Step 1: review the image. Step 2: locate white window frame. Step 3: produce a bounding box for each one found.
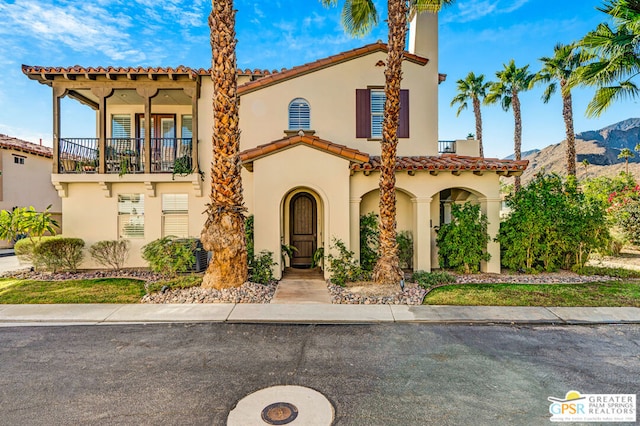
[118,194,144,239]
[370,89,385,139]
[162,194,189,238]
[288,98,311,130]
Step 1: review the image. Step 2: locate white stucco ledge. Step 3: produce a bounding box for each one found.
[51,173,203,198]
[546,307,640,324]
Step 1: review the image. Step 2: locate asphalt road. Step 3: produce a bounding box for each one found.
[0,323,638,425]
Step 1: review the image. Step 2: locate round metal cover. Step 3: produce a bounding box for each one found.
[261,402,299,425]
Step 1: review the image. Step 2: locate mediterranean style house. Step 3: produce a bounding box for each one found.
[22,13,527,277]
[0,135,62,248]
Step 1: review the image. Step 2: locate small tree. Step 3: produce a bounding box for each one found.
[0,205,58,243]
[436,202,490,273]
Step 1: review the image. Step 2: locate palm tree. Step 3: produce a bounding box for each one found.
[582,158,591,178]
[324,0,454,284]
[572,0,640,117]
[485,59,535,192]
[200,0,248,289]
[618,147,635,174]
[450,72,491,157]
[533,43,583,176]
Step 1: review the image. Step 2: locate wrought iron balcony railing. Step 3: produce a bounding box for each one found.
[438,140,456,154]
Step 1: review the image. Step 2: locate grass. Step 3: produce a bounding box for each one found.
[0,278,148,304]
[423,281,640,307]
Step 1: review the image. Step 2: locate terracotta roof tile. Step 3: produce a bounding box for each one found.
[239,134,370,166]
[351,154,529,176]
[0,134,52,158]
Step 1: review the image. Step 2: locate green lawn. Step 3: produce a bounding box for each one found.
[423,281,640,307]
[0,278,147,304]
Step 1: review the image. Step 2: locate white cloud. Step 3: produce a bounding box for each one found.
[442,0,531,24]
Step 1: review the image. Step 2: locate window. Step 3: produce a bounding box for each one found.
[181,115,193,139]
[118,194,144,238]
[13,155,25,165]
[288,98,311,130]
[162,194,188,238]
[356,88,409,139]
[112,115,131,138]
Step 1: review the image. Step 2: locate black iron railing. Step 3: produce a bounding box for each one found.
[59,138,192,174]
[438,140,456,154]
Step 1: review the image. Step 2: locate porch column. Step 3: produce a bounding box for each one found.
[349,197,361,262]
[91,87,114,174]
[136,87,158,173]
[184,84,199,171]
[480,197,502,274]
[412,197,432,271]
[52,86,66,174]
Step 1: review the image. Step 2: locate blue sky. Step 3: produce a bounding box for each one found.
[0,0,634,159]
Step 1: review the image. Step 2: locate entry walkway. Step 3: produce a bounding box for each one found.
[271,267,331,304]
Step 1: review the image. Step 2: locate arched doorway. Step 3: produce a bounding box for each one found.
[289,192,317,267]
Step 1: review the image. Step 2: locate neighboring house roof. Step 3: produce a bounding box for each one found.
[240,134,370,171]
[237,41,429,95]
[351,154,529,176]
[0,134,52,158]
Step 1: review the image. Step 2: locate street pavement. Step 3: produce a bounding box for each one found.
[0,323,638,425]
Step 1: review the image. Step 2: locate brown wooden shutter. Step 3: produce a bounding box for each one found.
[356,89,371,138]
[398,89,409,138]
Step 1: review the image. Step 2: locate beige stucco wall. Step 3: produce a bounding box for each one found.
[249,145,351,279]
[234,51,438,157]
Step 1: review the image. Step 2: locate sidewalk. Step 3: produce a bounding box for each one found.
[0,303,638,326]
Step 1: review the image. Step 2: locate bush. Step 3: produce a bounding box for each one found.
[249,251,276,284]
[359,212,379,271]
[411,270,456,288]
[89,240,131,270]
[327,238,369,286]
[33,237,85,273]
[14,236,57,268]
[436,202,490,273]
[142,236,197,276]
[499,174,609,272]
[397,231,413,269]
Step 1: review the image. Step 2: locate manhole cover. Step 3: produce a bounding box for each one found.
[261,402,298,425]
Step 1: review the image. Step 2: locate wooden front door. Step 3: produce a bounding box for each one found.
[290,193,317,267]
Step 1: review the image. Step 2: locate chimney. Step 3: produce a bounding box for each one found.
[39,138,42,146]
[408,11,438,68]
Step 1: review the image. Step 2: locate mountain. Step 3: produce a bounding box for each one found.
[508,118,640,185]
[504,149,540,160]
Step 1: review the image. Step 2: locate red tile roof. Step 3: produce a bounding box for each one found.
[239,134,370,169]
[351,154,529,176]
[0,134,52,158]
[237,42,429,95]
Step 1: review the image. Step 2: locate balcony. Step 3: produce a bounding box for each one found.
[59,137,192,174]
[438,140,456,154]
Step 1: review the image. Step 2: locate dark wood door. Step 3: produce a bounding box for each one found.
[290,193,317,267]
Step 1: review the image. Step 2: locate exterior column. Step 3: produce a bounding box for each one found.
[412,197,432,271]
[136,87,158,173]
[52,86,67,174]
[480,197,502,274]
[91,87,114,174]
[349,197,361,262]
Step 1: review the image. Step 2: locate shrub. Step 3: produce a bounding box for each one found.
[617,200,640,246]
[359,212,379,271]
[499,174,609,272]
[89,240,131,270]
[33,237,85,273]
[327,238,369,286]
[245,215,254,261]
[411,270,456,288]
[14,236,57,268]
[142,236,197,276]
[249,250,276,284]
[397,230,413,269]
[436,202,490,273]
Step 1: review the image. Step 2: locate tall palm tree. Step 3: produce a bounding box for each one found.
[485,59,535,192]
[450,72,491,157]
[200,0,248,289]
[533,43,583,176]
[618,147,635,174]
[573,0,640,117]
[324,0,454,284]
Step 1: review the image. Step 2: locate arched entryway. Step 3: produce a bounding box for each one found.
[289,192,317,267]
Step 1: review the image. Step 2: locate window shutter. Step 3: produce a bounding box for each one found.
[355,89,371,138]
[398,89,409,138]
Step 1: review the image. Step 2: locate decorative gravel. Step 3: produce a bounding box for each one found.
[329,282,426,305]
[2,268,164,282]
[141,282,277,304]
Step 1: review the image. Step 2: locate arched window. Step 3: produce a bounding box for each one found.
[288,98,310,130]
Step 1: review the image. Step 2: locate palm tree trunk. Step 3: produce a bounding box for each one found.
[561,80,576,176]
[372,0,406,285]
[512,89,522,192]
[472,97,483,157]
[201,0,248,289]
